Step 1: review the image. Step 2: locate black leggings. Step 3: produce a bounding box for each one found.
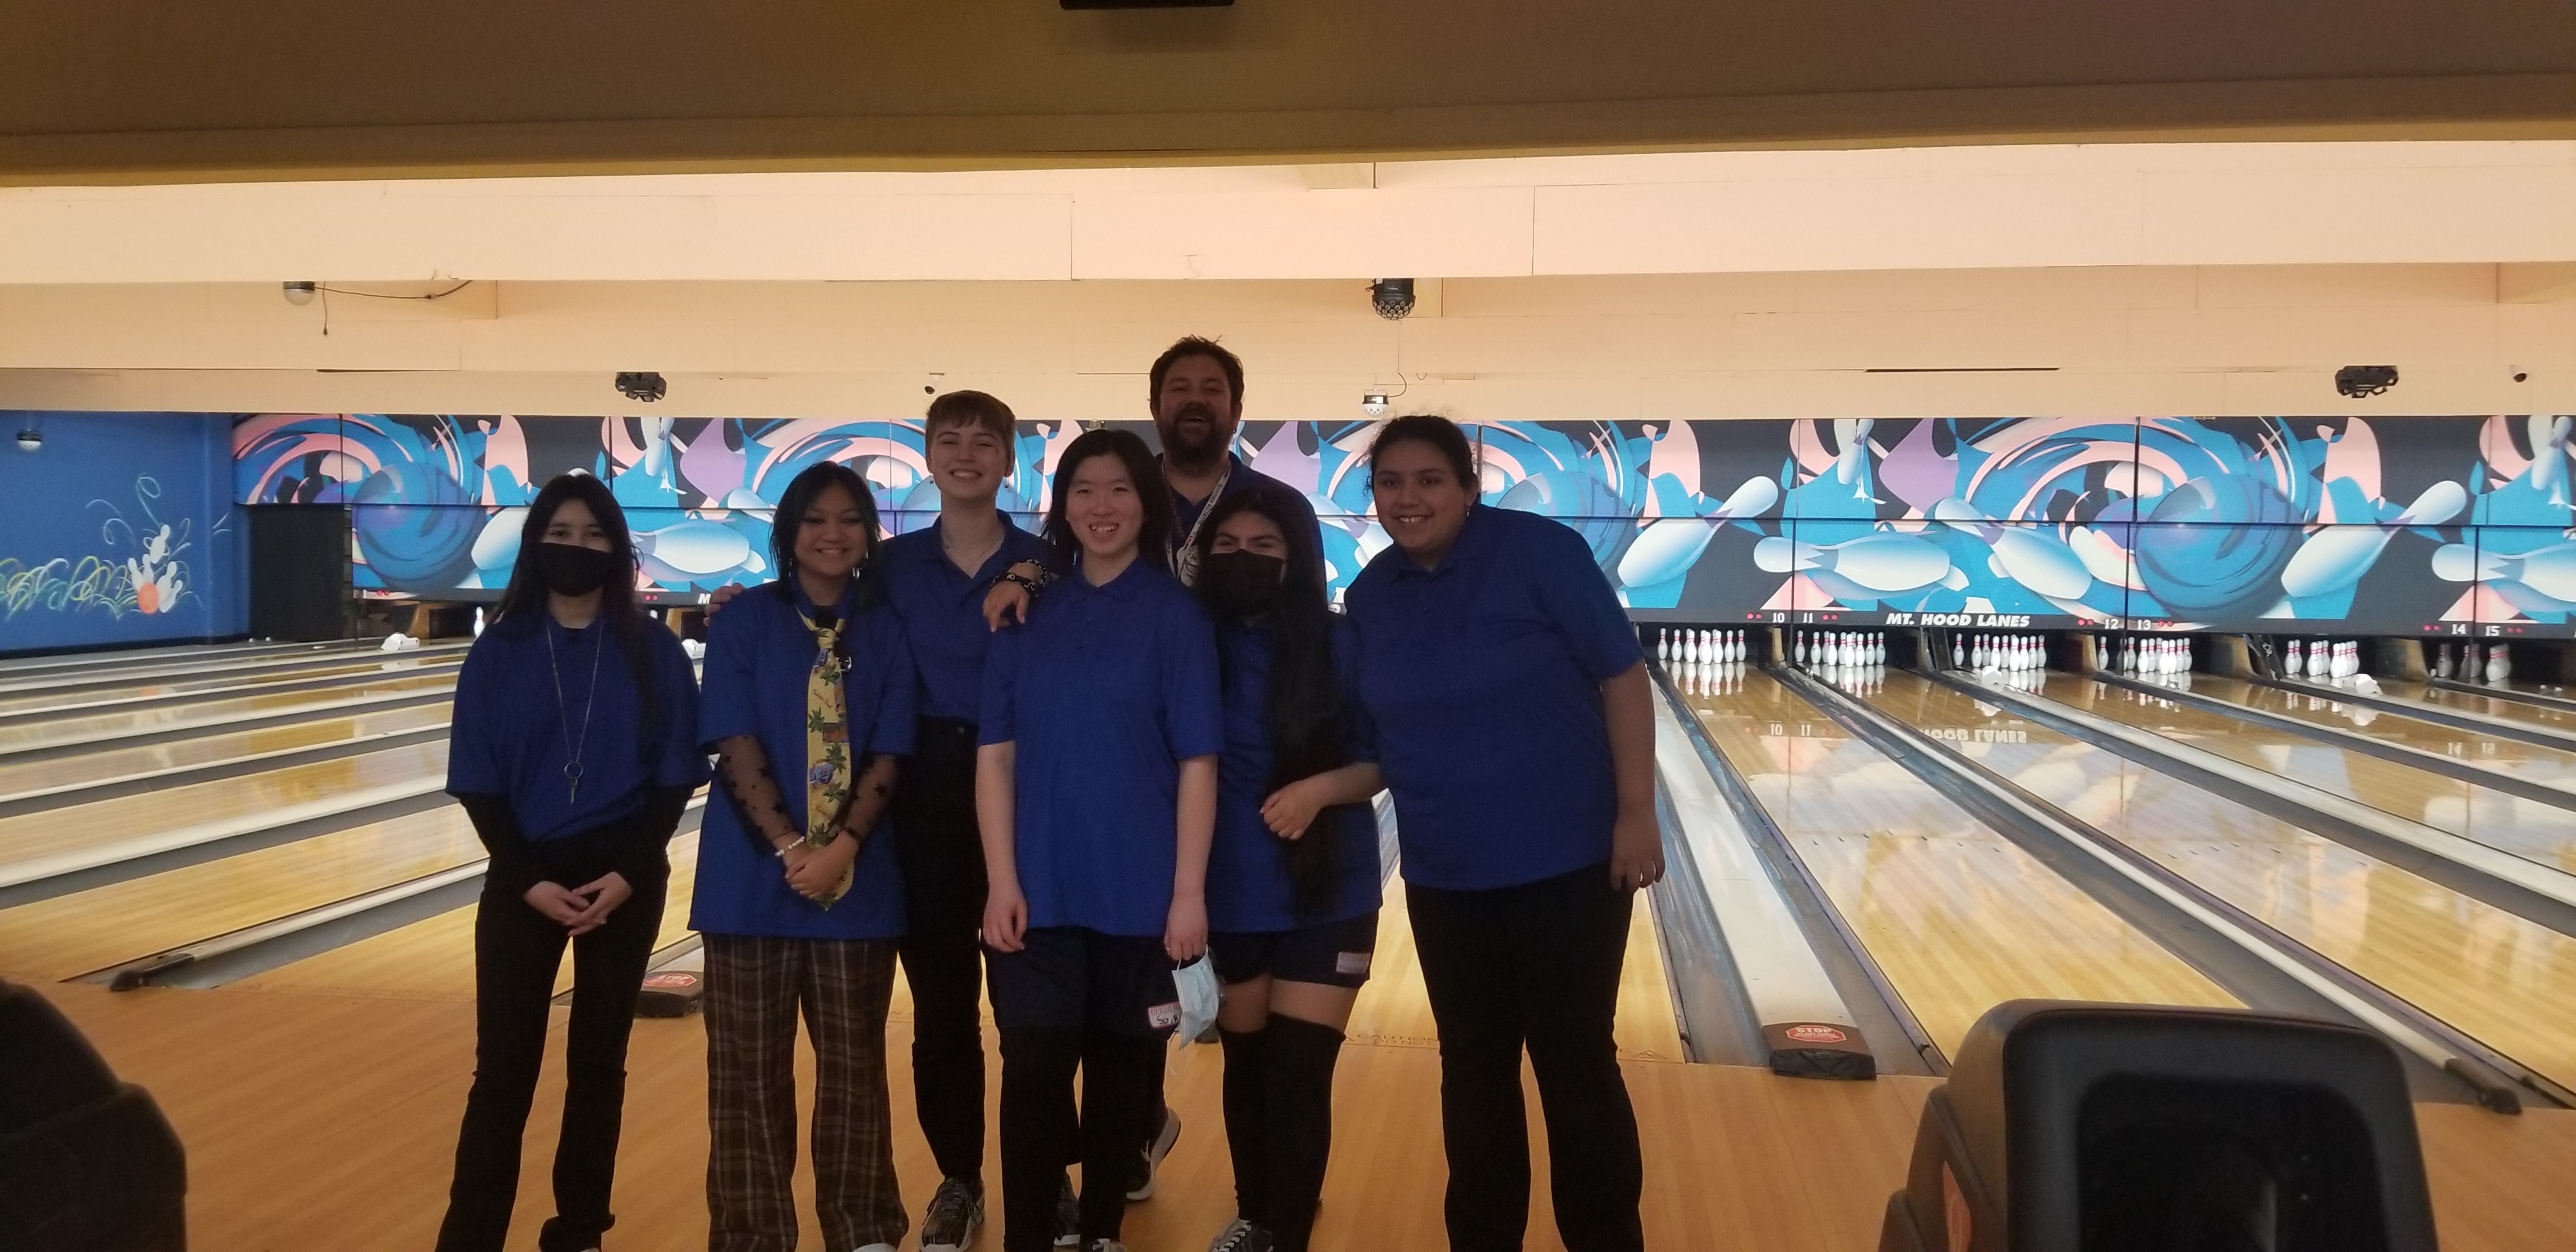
[437,871,666,1252]
[1406,861,1643,1252]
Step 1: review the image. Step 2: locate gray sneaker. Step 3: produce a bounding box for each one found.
[1126,1106,1183,1201]
[1208,1217,1275,1252]
[920,1176,982,1252]
[1055,1176,1080,1248]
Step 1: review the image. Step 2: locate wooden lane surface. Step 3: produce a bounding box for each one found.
[2197,676,2576,793]
[38,980,2576,1251]
[0,638,358,676]
[236,833,703,1000]
[0,807,483,981]
[0,668,455,752]
[0,643,468,701]
[2048,674,2576,875]
[2395,680,2576,737]
[0,740,448,871]
[0,701,453,802]
[1346,875,1685,1062]
[0,655,463,721]
[1874,671,2576,1092]
[1679,669,2234,1055]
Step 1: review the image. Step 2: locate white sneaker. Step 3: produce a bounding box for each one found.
[1086,1242,1128,1252]
[854,1245,898,1252]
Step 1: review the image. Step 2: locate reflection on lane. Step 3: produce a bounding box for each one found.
[2048,675,2576,878]
[1675,668,2232,1055]
[2200,676,2576,793]
[2393,680,2576,737]
[1870,669,2576,1091]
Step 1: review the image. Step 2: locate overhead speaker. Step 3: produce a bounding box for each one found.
[1062,0,1231,7]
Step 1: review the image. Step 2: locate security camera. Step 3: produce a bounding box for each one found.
[2510,365,2529,383]
[282,281,318,306]
[1370,279,1416,321]
[613,371,667,403]
[926,372,945,396]
[1361,393,1390,418]
[13,428,38,452]
[2333,365,2398,399]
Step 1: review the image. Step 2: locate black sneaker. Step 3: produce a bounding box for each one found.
[1207,1217,1275,1252]
[1055,1176,1080,1248]
[921,1176,983,1252]
[1125,1106,1182,1201]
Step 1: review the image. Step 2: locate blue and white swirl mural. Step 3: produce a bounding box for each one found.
[234,411,2576,636]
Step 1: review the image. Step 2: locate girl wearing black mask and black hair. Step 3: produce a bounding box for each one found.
[439,472,707,1252]
[1191,482,1384,1252]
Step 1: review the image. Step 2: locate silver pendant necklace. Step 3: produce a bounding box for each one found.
[544,616,605,804]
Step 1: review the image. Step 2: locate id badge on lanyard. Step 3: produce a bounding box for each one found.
[1171,464,1231,588]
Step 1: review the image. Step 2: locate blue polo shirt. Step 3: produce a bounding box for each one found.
[1346,505,1641,890]
[1172,454,1322,554]
[1208,614,1383,933]
[448,612,706,840]
[979,559,1224,936]
[877,514,1054,724]
[692,581,917,940]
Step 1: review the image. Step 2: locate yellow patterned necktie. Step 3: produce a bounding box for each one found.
[800,608,855,908]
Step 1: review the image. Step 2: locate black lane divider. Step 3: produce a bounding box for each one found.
[2097,670,2576,818]
[1654,664,1946,1077]
[0,724,453,821]
[2251,673,2576,756]
[1788,665,2550,1115]
[2050,675,2576,940]
[2428,676,2576,715]
[88,804,707,991]
[0,657,465,726]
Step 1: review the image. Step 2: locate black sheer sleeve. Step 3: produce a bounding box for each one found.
[455,791,546,897]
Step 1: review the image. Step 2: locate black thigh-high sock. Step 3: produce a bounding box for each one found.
[1262,1016,1348,1252]
[1218,1025,1273,1226]
[998,1027,1083,1252]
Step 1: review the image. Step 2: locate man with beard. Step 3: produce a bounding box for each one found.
[985,335,1328,1214]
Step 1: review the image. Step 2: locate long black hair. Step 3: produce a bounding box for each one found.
[1365,413,1478,485]
[1043,428,1175,574]
[490,471,661,764]
[766,461,884,611]
[1193,482,1352,917]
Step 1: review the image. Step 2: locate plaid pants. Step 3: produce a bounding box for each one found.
[703,934,905,1252]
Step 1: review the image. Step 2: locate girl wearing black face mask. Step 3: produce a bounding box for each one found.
[438,472,707,1252]
[1190,483,1384,1252]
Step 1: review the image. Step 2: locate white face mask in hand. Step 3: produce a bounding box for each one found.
[1173,956,1221,1042]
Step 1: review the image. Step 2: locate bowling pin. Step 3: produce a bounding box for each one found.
[1951,634,1967,669]
[2283,639,2303,676]
[2306,640,2330,680]
[473,607,485,639]
[2433,642,2454,680]
[2487,644,2512,683]
[1728,629,1743,664]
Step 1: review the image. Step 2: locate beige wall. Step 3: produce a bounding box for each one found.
[3,0,2570,182]
[4,264,2571,421]
[8,146,2572,284]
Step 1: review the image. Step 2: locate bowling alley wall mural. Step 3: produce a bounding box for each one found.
[1,411,245,652]
[233,412,2576,637]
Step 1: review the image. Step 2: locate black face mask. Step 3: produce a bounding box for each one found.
[1201,549,1287,617]
[532,542,622,597]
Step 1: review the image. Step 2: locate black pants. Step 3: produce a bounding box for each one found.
[988,928,1176,1252]
[437,869,667,1252]
[1407,862,1644,1252]
[891,717,990,1186]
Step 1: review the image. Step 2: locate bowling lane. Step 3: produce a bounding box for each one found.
[0,740,447,873]
[0,702,453,802]
[0,654,461,720]
[0,638,360,678]
[238,832,703,1000]
[2043,674,2576,876]
[1873,670,2576,1090]
[1675,666,2235,1055]
[0,642,466,700]
[0,807,482,981]
[2189,676,2576,794]
[2388,680,2576,738]
[0,668,454,754]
